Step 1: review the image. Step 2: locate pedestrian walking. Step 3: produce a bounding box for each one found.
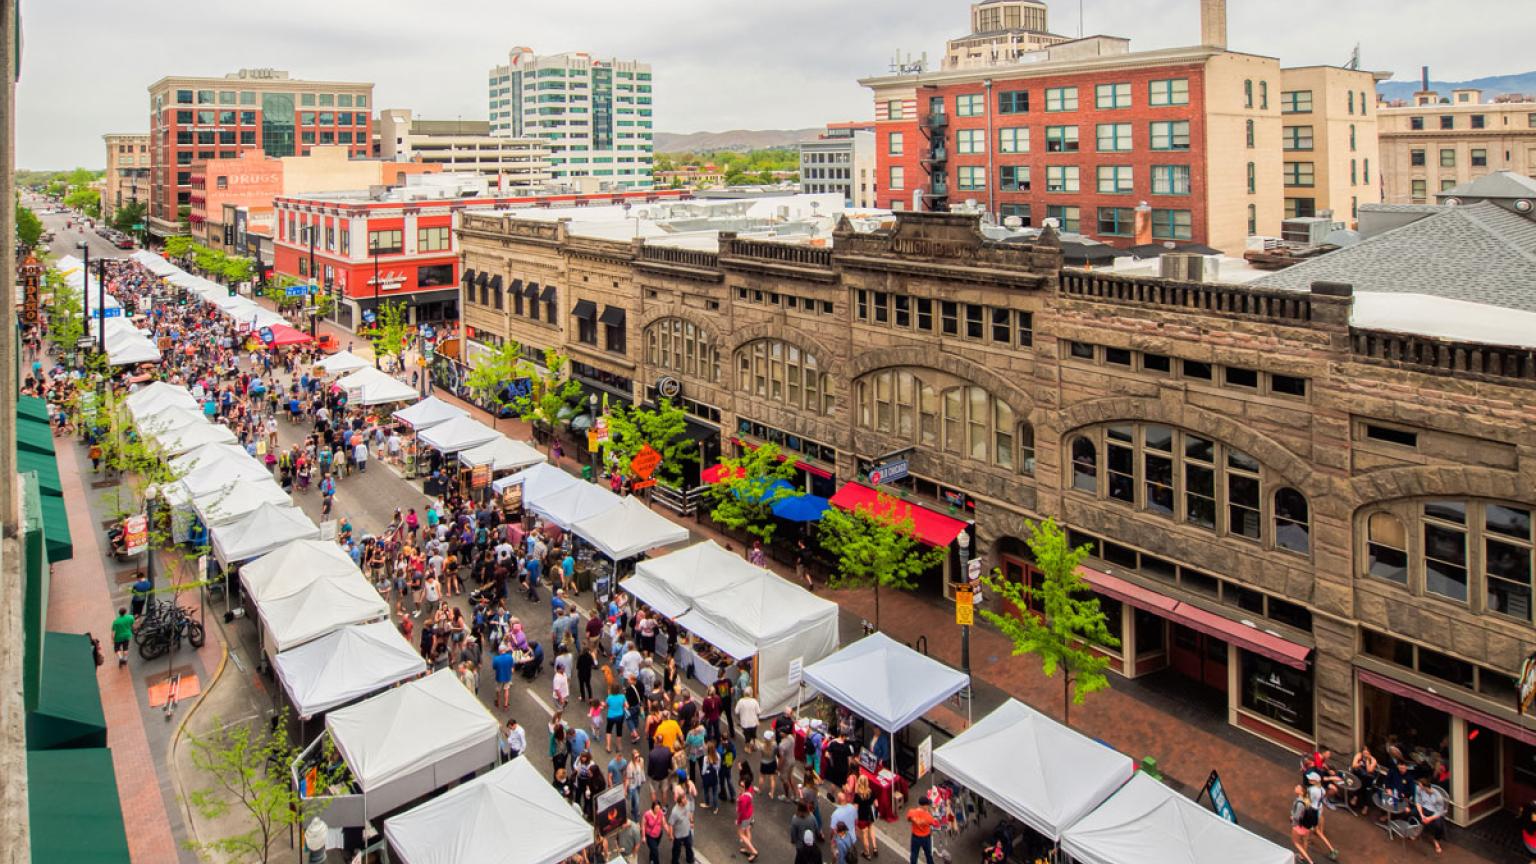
[110,607,134,667]
[735,777,758,862]
[642,800,666,863]
[906,795,936,864]
[666,789,695,864]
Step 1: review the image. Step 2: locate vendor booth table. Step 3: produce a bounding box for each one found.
[273,620,427,719]
[294,669,501,830]
[383,757,594,864]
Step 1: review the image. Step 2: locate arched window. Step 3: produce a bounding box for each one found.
[736,339,830,414]
[1245,119,1255,148]
[1247,204,1258,235]
[1259,80,1269,109]
[1275,488,1310,554]
[646,318,718,383]
[1366,512,1408,584]
[1071,437,1097,493]
[1018,422,1035,476]
[1349,123,1356,151]
[1244,79,1253,108]
[856,374,1020,470]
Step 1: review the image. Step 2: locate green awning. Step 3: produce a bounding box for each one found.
[27,748,131,864]
[26,632,107,751]
[15,396,73,562]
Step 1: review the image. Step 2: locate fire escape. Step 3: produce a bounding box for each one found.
[920,109,949,212]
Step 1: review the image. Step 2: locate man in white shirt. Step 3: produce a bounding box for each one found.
[503,718,525,761]
[735,687,761,752]
[620,642,643,680]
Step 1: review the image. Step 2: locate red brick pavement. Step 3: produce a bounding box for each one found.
[49,438,217,864]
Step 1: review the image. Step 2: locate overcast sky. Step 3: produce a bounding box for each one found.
[15,0,1525,168]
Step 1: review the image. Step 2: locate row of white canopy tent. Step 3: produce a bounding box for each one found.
[491,461,688,560]
[315,350,371,375]
[621,540,840,715]
[337,366,418,405]
[931,698,1291,864]
[61,257,163,366]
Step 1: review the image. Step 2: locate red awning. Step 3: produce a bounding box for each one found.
[1358,667,1536,748]
[701,463,745,484]
[828,482,968,547]
[1170,601,1313,670]
[795,460,833,480]
[1080,567,1179,613]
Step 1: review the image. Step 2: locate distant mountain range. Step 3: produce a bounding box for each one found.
[1377,71,1536,102]
[654,128,821,153]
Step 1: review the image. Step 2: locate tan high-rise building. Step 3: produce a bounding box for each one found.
[101,133,150,221]
[944,0,1071,70]
[1378,90,1536,204]
[1277,66,1383,224]
[377,109,551,190]
[147,69,374,237]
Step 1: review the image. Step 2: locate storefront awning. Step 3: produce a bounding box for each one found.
[539,284,558,303]
[522,281,539,300]
[488,274,503,292]
[461,269,476,285]
[702,463,745,484]
[474,271,489,289]
[1080,567,1310,670]
[829,482,968,547]
[26,632,108,750]
[599,305,626,327]
[1358,667,1536,748]
[571,299,597,320]
[17,396,73,562]
[28,748,131,864]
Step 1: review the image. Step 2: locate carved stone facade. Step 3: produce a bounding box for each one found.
[460,209,1536,822]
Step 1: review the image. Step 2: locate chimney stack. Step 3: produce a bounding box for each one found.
[1422,66,1430,91]
[1200,0,1228,50]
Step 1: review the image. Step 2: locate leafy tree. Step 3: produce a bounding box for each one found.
[62,167,98,187]
[516,348,583,431]
[110,200,146,234]
[218,254,254,285]
[819,492,948,631]
[45,270,83,357]
[706,442,799,545]
[979,517,1119,726]
[15,201,43,248]
[63,185,100,219]
[163,235,195,259]
[185,709,345,864]
[464,339,526,431]
[599,398,697,487]
[367,299,411,370]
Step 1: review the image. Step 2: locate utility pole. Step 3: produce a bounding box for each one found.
[308,226,318,338]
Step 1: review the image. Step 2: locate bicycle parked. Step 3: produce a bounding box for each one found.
[137,603,205,660]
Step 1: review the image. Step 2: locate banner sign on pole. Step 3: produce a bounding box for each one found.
[123,514,149,556]
[916,736,933,780]
[955,586,974,626]
[258,326,275,345]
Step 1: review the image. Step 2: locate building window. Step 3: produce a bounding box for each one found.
[1046,205,1080,232]
[367,229,403,254]
[1424,503,1470,603]
[1281,90,1313,114]
[1000,203,1031,225]
[998,127,1029,153]
[998,90,1029,114]
[1410,149,1425,167]
[888,132,903,156]
[735,340,832,415]
[1440,115,1454,130]
[888,166,904,190]
[1246,162,1256,194]
[1096,83,1131,109]
[1151,165,1191,195]
[1244,79,1254,109]
[1071,437,1098,492]
[1367,512,1409,584]
[1260,81,1269,110]
[1245,119,1255,148]
[417,226,450,252]
[1097,165,1133,194]
[1363,158,1370,183]
[1148,78,1189,106]
[958,166,986,191]
[1044,87,1078,112]
[1045,165,1080,193]
[1283,162,1315,187]
[956,129,985,154]
[1440,148,1456,167]
[999,165,1030,191]
[1347,90,1355,115]
[1471,149,1487,167]
[1045,125,1079,153]
[1150,121,1190,151]
[1351,159,1358,185]
[1284,198,1316,218]
[1097,207,1134,236]
[1275,488,1310,554]
[1247,203,1257,235]
[955,94,984,117]
[1151,209,1192,240]
[1410,116,1424,130]
[859,375,1022,471]
[1096,123,1132,152]
[1282,126,1313,151]
[1410,179,1427,202]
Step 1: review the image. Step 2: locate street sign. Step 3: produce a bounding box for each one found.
[363,310,377,323]
[284,285,308,297]
[630,444,662,480]
[632,479,657,490]
[90,307,123,318]
[868,459,908,486]
[955,586,974,626]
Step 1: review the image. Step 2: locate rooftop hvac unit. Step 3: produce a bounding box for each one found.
[1280,217,1344,246]
[1003,216,1024,229]
[1160,252,1218,283]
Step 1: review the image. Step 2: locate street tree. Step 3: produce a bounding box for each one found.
[818,492,946,631]
[598,398,696,487]
[163,235,195,259]
[516,348,583,437]
[979,517,1119,726]
[706,442,798,545]
[45,270,83,359]
[109,200,147,235]
[464,338,527,431]
[185,709,346,864]
[15,201,43,248]
[367,300,411,370]
[62,185,100,219]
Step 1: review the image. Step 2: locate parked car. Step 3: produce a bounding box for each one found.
[113,234,135,249]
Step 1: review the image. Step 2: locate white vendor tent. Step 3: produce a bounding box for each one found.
[490,461,579,500]
[124,382,199,417]
[242,540,362,603]
[135,405,208,438]
[383,758,593,864]
[180,452,271,498]
[525,478,621,530]
[571,496,689,560]
[338,367,417,405]
[154,421,237,456]
[802,632,970,732]
[933,699,1134,842]
[674,565,840,715]
[192,476,293,526]
[457,436,544,474]
[170,441,256,475]
[131,250,179,277]
[392,396,468,431]
[416,414,500,454]
[624,540,767,618]
[1060,772,1292,864]
[301,669,500,828]
[105,333,161,366]
[273,620,426,718]
[210,502,319,565]
[315,350,370,375]
[250,563,388,654]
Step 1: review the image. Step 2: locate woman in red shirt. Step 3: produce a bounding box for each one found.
[642,800,666,863]
[736,777,759,861]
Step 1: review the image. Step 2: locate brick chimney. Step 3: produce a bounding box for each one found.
[1133,201,1153,246]
[1200,0,1227,50]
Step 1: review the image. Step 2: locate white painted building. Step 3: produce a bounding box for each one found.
[487,48,654,189]
[799,127,877,208]
[376,109,551,191]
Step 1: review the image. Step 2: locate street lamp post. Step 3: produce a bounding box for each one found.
[957,530,972,698]
[371,242,381,370]
[96,258,107,356]
[588,393,600,483]
[307,227,318,338]
[77,240,90,343]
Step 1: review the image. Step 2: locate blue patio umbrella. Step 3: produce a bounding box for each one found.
[772,493,830,522]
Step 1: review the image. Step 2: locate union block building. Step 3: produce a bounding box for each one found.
[459,195,1536,826]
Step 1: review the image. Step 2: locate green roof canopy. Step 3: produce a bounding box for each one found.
[27,748,131,864]
[16,395,73,561]
[26,632,107,751]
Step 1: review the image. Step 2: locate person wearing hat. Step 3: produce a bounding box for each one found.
[795,828,827,864]
[906,795,936,864]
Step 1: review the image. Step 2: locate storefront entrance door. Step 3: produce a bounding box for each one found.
[1170,623,1228,693]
